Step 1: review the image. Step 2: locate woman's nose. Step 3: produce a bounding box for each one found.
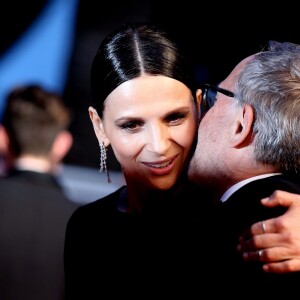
[146,124,170,155]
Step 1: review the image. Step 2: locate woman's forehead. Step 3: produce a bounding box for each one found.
[106,75,191,104]
[103,76,193,119]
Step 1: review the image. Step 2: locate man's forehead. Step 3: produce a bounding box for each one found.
[221,54,255,89]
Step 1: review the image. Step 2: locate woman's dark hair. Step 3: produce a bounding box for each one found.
[90,23,196,117]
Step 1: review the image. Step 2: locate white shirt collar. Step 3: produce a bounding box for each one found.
[220,173,282,203]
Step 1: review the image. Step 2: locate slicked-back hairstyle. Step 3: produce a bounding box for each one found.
[90,23,196,118]
[2,84,71,156]
[235,40,300,174]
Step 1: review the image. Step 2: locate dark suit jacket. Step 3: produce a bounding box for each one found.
[212,174,300,296]
[0,169,79,300]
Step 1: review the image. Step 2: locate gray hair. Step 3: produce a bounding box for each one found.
[235,41,300,174]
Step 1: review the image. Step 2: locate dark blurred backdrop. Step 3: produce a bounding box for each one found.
[1,0,299,171]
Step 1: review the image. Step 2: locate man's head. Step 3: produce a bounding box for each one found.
[0,84,73,173]
[188,41,300,196]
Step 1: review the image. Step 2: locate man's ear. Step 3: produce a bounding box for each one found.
[0,125,9,155]
[51,130,73,163]
[0,125,13,172]
[88,107,110,146]
[231,104,254,148]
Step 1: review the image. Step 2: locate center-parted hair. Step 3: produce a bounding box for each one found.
[90,23,196,118]
[235,41,300,174]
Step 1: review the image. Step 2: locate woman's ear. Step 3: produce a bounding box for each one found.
[196,89,202,119]
[88,107,110,147]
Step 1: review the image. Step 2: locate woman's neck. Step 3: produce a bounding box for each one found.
[120,179,184,214]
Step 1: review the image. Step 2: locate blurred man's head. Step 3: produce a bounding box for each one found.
[0,84,73,174]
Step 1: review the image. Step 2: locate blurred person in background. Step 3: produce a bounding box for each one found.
[0,84,79,300]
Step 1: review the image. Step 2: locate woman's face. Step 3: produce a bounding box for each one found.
[92,75,198,190]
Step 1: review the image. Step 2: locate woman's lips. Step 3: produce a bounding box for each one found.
[142,155,178,175]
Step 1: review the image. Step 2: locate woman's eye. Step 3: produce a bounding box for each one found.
[120,121,144,131]
[166,112,188,125]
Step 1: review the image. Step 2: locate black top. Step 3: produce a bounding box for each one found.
[64,180,213,299]
[65,174,300,298]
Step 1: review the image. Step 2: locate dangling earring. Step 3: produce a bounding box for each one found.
[99,141,111,183]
